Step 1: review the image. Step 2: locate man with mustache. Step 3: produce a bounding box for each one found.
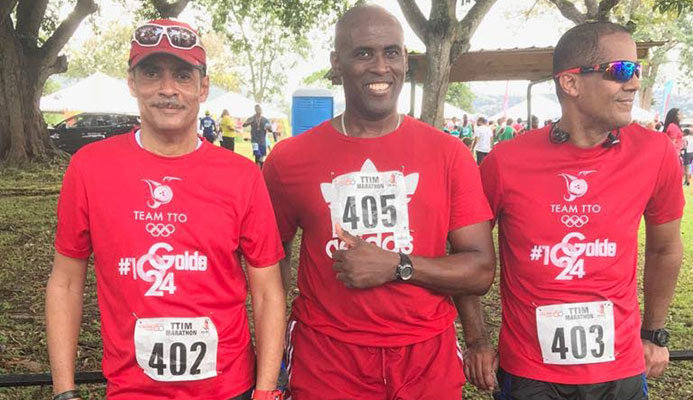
[460,22,684,400]
[46,19,286,400]
[263,4,496,399]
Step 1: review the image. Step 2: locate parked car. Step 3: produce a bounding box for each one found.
[49,112,140,154]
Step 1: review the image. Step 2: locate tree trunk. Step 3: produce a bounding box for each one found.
[420,37,454,127]
[0,18,52,165]
[638,58,660,111]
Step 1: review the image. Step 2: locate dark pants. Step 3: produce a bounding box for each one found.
[203,132,216,143]
[493,369,648,400]
[229,388,252,400]
[221,137,235,151]
[476,151,489,165]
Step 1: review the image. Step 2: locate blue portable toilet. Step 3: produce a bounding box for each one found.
[291,88,334,136]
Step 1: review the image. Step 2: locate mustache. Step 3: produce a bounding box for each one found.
[150,99,184,109]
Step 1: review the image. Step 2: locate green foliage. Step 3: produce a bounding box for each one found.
[301,68,334,89]
[65,23,132,79]
[198,0,349,102]
[445,82,475,112]
[42,78,61,96]
[653,0,693,14]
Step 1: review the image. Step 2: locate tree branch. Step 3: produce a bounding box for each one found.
[397,0,429,44]
[16,0,48,46]
[150,0,191,18]
[596,0,621,20]
[584,0,598,16]
[0,0,19,25]
[40,0,97,68]
[457,0,499,47]
[548,0,587,24]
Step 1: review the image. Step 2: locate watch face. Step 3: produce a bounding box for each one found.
[655,330,670,346]
[399,264,414,280]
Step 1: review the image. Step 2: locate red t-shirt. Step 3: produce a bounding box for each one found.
[666,123,684,153]
[263,116,492,346]
[480,123,684,384]
[55,132,284,399]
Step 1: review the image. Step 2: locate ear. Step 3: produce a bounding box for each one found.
[199,74,210,103]
[127,70,137,97]
[557,74,580,98]
[330,51,341,79]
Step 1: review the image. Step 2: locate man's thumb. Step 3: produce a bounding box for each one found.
[335,223,358,248]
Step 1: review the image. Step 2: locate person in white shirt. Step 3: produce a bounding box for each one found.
[473,116,494,165]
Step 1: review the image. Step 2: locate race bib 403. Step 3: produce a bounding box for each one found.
[536,301,615,365]
[134,317,218,382]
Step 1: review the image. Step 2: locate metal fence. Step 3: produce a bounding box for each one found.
[1,351,692,388]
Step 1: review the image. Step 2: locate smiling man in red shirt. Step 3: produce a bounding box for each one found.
[459,22,684,400]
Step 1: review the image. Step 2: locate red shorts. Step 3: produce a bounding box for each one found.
[285,320,465,400]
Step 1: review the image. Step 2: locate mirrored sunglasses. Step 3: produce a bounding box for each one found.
[555,60,642,82]
[133,23,204,50]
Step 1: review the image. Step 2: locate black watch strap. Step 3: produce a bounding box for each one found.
[53,390,81,400]
[641,328,669,347]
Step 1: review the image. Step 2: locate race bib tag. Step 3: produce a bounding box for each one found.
[134,317,218,382]
[331,169,411,248]
[536,301,615,365]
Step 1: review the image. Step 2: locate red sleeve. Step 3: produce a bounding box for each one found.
[478,149,503,227]
[449,143,493,231]
[644,138,685,225]
[54,159,92,259]
[239,172,285,268]
[263,148,299,242]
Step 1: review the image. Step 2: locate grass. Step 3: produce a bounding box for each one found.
[0,161,691,400]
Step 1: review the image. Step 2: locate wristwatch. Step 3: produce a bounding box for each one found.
[641,328,670,347]
[395,253,414,281]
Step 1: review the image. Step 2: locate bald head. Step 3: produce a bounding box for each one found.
[335,4,403,53]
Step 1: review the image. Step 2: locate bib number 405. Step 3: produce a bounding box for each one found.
[148,341,206,377]
[342,194,397,231]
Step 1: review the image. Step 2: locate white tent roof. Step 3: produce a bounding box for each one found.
[491,95,561,123]
[40,72,138,114]
[202,91,287,119]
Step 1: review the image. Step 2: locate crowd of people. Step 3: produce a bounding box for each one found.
[43,6,687,400]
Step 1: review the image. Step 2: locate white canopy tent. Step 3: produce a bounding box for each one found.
[202,91,287,119]
[491,95,561,123]
[40,72,138,114]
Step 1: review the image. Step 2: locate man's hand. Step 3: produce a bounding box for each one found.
[331,224,399,289]
[463,338,499,392]
[643,340,669,378]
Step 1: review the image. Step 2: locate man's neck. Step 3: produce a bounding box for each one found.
[336,110,401,138]
[140,125,199,156]
[557,114,612,149]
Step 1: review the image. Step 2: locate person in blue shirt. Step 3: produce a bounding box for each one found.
[200,110,217,142]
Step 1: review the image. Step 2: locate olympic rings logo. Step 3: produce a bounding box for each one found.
[146,223,176,237]
[560,215,589,228]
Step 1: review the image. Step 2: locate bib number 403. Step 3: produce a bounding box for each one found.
[550,325,605,360]
[148,341,206,377]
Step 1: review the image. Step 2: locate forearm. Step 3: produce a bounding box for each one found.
[280,240,294,293]
[252,289,286,390]
[643,248,682,329]
[46,276,84,393]
[453,294,490,345]
[409,250,495,295]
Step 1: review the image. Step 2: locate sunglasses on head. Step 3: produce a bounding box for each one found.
[555,60,641,82]
[132,23,204,50]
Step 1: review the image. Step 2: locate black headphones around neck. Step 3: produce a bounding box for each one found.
[549,121,621,148]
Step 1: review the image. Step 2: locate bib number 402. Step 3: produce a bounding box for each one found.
[148,341,206,377]
[551,325,605,360]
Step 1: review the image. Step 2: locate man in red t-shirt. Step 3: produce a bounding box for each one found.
[263,4,496,400]
[460,22,684,399]
[46,19,286,400]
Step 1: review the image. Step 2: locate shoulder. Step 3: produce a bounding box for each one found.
[622,123,669,147]
[266,120,331,163]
